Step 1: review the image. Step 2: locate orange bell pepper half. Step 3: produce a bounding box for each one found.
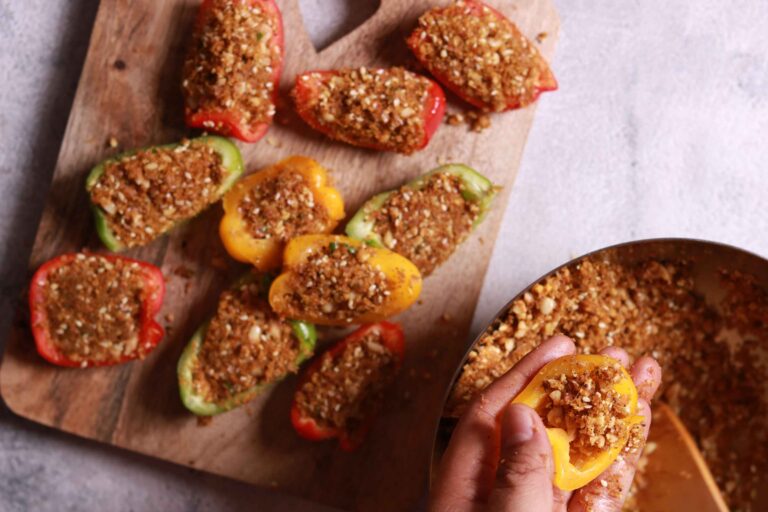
[219,156,345,270]
[269,235,422,325]
[512,354,643,491]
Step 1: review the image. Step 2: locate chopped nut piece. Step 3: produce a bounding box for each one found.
[446,113,465,126]
[467,111,492,132]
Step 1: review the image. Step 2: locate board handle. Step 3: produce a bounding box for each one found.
[277,0,318,60]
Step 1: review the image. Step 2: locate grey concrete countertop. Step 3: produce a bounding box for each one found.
[1,0,767,510]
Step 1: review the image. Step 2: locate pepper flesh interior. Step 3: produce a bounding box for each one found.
[513,354,643,491]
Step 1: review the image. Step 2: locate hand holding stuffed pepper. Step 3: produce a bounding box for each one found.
[430,336,662,512]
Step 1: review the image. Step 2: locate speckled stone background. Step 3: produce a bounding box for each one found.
[1,0,767,510]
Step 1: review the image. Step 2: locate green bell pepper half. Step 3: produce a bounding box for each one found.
[345,163,497,247]
[85,136,244,251]
[177,273,316,416]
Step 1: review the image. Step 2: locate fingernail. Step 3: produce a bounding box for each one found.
[504,404,534,445]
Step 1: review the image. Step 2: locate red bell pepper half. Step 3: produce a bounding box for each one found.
[407,0,557,112]
[184,0,285,143]
[29,253,165,368]
[290,322,405,451]
[292,69,446,154]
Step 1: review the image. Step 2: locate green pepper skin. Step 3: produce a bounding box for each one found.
[86,136,244,251]
[345,163,498,247]
[177,274,316,416]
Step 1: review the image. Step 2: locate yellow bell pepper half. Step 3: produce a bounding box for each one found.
[269,235,422,326]
[512,354,643,491]
[219,156,345,270]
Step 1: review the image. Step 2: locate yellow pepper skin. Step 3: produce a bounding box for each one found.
[513,354,643,491]
[269,235,422,326]
[219,156,345,270]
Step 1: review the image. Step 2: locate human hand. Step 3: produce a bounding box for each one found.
[430,335,662,512]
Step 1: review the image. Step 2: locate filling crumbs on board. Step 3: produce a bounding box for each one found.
[282,243,390,323]
[183,0,280,128]
[42,254,147,365]
[370,172,480,276]
[193,282,300,403]
[89,140,225,247]
[411,1,554,112]
[295,331,397,432]
[542,362,633,465]
[297,67,431,154]
[238,170,329,241]
[448,257,768,511]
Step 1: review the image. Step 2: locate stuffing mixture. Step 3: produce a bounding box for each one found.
[89,139,225,247]
[280,242,391,323]
[183,0,280,128]
[294,331,397,432]
[370,172,480,275]
[238,170,328,241]
[296,67,431,154]
[193,282,300,403]
[41,254,147,364]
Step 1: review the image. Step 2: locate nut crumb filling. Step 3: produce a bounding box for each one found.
[413,1,552,112]
[238,170,329,240]
[90,140,225,247]
[298,67,431,154]
[42,254,147,364]
[183,0,279,128]
[295,332,397,431]
[449,257,768,511]
[542,363,632,465]
[193,283,300,403]
[370,172,480,276]
[283,243,390,323]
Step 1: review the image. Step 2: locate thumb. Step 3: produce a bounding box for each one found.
[487,403,555,511]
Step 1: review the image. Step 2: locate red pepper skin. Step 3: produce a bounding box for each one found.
[290,322,405,451]
[407,0,557,112]
[29,253,165,368]
[292,70,446,153]
[185,0,285,143]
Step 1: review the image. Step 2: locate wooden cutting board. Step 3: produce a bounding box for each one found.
[0,0,558,510]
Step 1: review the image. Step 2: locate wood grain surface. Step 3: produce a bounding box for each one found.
[0,0,559,509]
